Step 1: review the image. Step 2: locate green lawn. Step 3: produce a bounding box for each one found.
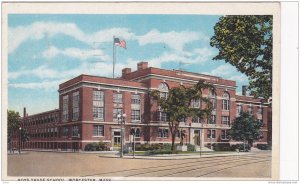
[127,150,238,155]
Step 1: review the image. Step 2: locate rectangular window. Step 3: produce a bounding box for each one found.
[221,130,228,140]
[93,91,104,120]
[62,95,68,121]
[192,117,201,123]
[257,107,263,120]
[207,129,216,139]
[158,128,168,138]
[191,99,201,108]
[62,127,68,137]
[248,105,253,115]
[72,91,79,121]
[237,105,242,116]
[210,99,217,110]
[72,125,79,137]
[131,94,141,104]
[131,128,141,138]
[113,108,123,121]
[222,99,229,110]
[222,116,230,125]
[208,115,216,124]
[158,111,167,122]
[131,110,141,121]
[113,93,123,104]
[93,125,104,136]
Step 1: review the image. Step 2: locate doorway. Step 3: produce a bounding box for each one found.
[113,131,121,147]
[193,130,200,146]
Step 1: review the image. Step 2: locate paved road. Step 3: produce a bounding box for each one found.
[7,151,271,178]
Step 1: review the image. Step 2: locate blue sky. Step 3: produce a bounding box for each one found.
[8,14,249,115]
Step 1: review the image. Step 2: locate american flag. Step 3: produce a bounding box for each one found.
[114,38,126,49]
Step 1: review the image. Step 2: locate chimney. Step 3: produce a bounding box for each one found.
[242,86,247,96]
[137,62,148,70]
[122,68,131,78]
[23,107,26,118]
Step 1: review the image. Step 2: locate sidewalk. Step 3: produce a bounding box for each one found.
[97,152,254,160]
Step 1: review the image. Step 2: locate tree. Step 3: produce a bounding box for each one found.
[210,15,272,99]
[150,80,215,153]
[7,110,20,153]
[229,111,263,151]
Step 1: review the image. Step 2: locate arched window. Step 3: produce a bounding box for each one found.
[209,91,217,110]
[159,83,169,99]
[222,92,230,110]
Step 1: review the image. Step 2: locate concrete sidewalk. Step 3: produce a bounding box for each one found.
[97,152,255,160]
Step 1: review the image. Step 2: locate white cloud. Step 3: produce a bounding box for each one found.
[209,65,234,77]
[8,21,135,54]
[9,79,65,90]
[42,46,110,61]
[136,29,207,51]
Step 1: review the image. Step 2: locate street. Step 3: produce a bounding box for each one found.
[7,151,271,178]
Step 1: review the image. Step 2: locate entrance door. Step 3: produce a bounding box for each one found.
[194,130,200,146]
[113,131,121,147]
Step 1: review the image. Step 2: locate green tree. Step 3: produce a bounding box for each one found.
[7,110,20,153]
[229,111,263,151]
[210,15,272,99]
[150,80,215,153]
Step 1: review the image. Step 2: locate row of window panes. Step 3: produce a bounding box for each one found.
[236,105,262,116]
[22,115,59,126]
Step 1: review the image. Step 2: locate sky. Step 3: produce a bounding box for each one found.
[8,14,249,115]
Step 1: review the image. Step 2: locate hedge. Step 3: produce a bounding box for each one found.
[256,144,272,150]
[84,142,109,151]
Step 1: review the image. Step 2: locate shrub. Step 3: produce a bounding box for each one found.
[187,144,196,152]
[162,143,172,150]
[84,141,109,151]
[212,143,232,151]
[145,149,174,155]
[231,144,251,151]
[257,144,272,150]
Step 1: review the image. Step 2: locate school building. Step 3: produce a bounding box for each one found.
[12,61,272,151]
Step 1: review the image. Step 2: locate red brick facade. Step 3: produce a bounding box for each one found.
[14,62,272,151]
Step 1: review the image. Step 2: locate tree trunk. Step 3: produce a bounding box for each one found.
[171,133,176,154]
[243,138,246,152]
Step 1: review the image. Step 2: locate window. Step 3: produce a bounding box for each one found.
[209,91,217,110]
[222,116,230,125]
[62,127,68,137]
[158,128,169,138]
[62,95,69,121]
[248,105,253,115]
[93,91,104,120]
[113,108,123,121]
[93,125,104,136]
[236,104,242,116]
[257,107,262,120]
[222,92,230,110]
[131,94,141,104]
[191,99,201,108]
[207,129,216,139]
[131,128,141,138]
[131,110,141,121]
[159,83,169,99]
[72,125,79,137]
[113,93,123,104]
[158,111,168,122]
[221,130,229,139]
[72,91,79,121]
[208,115,216,124]
[192,117,201,123]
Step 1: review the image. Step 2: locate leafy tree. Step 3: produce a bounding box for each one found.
[229,111,263,151]
[7,110,20,152]
[150,80,215,153]
[210,15,272,99]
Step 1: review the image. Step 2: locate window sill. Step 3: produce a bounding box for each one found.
[93,136,104,138]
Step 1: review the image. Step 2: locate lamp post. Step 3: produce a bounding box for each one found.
[18,127,22,154]
[117,113,126,158]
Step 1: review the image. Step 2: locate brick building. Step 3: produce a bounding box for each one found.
[13,62,271,151]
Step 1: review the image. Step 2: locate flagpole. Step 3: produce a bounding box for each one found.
[113,36,115,79]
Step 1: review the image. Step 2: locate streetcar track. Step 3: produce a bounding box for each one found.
[82,153,270,177]
[124,156,270,177]
[163,158,270,177]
